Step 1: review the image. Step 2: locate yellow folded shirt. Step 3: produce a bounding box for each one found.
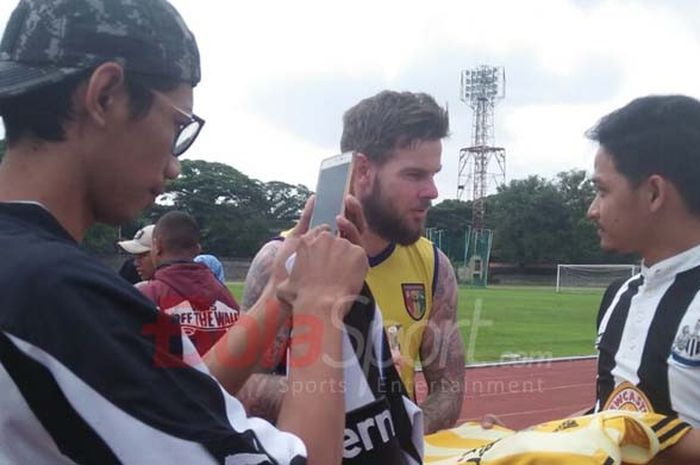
[424,411,690,465]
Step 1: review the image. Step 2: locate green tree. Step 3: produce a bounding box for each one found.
[263,180,312,231]
[167,159,268,213]
[426,199,472,262]
[163,159,272,257]
[555,169,602,263]
[490,176,570,266]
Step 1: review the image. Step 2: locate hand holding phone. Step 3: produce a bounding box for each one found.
[309,152,354,235]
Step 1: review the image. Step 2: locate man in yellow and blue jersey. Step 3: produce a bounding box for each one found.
[240,91,465,435]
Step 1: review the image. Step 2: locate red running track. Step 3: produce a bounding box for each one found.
[414,357,597,430]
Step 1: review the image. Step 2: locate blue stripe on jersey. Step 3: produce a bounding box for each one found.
[671,352,700,367]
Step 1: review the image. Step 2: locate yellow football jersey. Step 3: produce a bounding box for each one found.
[424,411,691,464]
[365,237,437,397]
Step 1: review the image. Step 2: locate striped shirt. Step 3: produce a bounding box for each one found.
[0,203,423,464]
[594,243,700,427]
[0,203,306,464]
[338,292,423,465]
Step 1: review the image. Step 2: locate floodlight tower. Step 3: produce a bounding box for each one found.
[457,65,506,229]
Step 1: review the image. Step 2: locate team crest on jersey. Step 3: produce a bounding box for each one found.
[672,319,700,366]
[402,283,426,321]
[603,382,653,413]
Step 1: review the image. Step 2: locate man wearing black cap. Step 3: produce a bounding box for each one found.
[0,1,368,464]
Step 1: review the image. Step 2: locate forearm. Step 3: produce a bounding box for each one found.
[236,240,291,374]
[651,428,700,464]
[420,249,465,434]
[276,295,346,465]
[204,289,290,394]
[421,341,466,433]
[254,316,291,372]
[236,373,287,423]
[421,375,465,433]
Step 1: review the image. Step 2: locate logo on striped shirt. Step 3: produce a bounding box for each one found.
[672,319,700,365]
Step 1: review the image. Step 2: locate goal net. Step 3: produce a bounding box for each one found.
[556,264,639,292]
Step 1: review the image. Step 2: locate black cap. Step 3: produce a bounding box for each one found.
[0,0,200,98]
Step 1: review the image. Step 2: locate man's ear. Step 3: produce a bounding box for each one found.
[151,237,162,258]
[81,62,128,127]
[646,175,666,213]
[352,153,374,195]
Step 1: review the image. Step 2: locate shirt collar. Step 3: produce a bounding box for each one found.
[368,242,396,267]
[641,243,700,283]
[5,200,49,210]
[0,202,76,244]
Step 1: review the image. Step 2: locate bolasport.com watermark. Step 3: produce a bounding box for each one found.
[143,295,556,396]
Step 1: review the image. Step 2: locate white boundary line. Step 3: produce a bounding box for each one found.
[463,354,597,369]
[415,354,597,372]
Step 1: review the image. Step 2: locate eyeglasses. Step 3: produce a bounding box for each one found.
[153,91,205,157]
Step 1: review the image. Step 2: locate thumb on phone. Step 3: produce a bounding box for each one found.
[288,195,315,239]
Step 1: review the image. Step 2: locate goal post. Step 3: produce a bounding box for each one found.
[556,264,639,293]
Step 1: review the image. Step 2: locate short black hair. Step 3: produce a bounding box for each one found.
[154,210,200,255]
[0,69,179,146]
[587,94,700,216]
[340,90,449,164]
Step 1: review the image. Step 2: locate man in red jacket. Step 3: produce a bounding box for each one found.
[137,211,239,355]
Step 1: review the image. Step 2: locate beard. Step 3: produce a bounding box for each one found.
[361,180,430,245]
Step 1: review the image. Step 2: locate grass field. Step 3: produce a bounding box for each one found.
[456,286,602,362]
[226,283,603,363]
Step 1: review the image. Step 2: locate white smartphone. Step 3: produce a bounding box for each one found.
[309,152,354,235]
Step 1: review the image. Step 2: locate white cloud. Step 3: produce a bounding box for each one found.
[188,106,328,189]
[2,0,700,202]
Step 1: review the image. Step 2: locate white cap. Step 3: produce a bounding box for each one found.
[117,225,155,255]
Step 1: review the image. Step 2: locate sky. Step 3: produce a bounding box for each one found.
[2,0,700,202]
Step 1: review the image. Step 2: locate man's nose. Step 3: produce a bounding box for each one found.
[165,156,181,180]
[586,197,599,220]
[421,179,439,199]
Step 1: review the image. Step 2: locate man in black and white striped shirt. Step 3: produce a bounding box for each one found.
[587,95,700,463]
[0,1,370,464]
